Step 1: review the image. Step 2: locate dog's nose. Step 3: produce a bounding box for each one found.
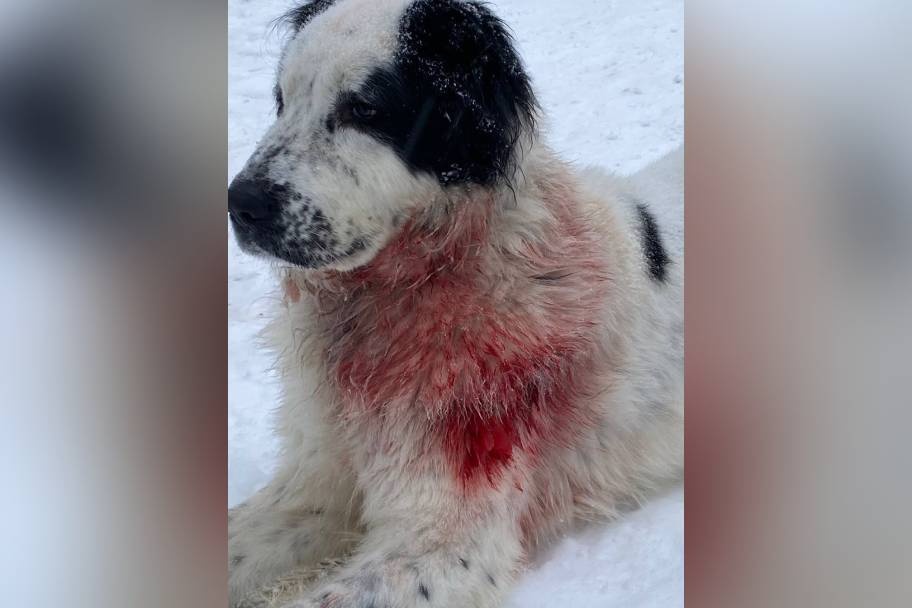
[228,179,277,225]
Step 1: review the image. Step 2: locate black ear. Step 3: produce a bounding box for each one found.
[283,0,338,31]
[395,0,538,185]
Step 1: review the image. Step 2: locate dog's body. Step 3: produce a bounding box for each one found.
[228,1,682,607]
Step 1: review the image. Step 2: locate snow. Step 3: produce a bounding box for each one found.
[229,0,683,606]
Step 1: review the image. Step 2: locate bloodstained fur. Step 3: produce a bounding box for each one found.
[306,178,610,490]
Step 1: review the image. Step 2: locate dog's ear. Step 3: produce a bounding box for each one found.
[284,0,338,32]
[397,0,538,185]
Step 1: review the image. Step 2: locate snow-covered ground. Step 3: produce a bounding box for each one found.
[229,0,683,606]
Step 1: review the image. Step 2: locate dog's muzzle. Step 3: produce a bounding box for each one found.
[228,177,340,268]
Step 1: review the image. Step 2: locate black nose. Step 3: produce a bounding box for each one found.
[228,179,278,225]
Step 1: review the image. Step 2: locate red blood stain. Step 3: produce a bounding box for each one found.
[450,411,517,485]
[315,185,608,489]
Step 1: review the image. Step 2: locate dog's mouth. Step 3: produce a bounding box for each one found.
[228,176,358,269]
[230,211,374,271]
[230,214,336,269]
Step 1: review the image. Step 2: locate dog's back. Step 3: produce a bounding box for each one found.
[519,149,684,547]
[628,146,684,256]
[582,146,683,256]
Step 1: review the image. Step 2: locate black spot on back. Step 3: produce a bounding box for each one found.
[337,0,537,186]
[636,202,671,282]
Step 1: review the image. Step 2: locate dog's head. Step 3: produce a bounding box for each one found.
[228,0,536,270]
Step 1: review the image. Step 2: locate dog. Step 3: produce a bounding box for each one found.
[228,1,683,607]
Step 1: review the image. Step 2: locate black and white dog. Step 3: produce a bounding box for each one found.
[228,1,683,607]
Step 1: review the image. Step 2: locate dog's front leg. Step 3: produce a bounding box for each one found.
[229,460,361,607]
[281,462,526,608]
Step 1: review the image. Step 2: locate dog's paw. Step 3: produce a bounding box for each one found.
[277,589,358,608]
[280,565,432,608]
[279,587,380,608]
[275,601,317,608]
[275,600,317,608]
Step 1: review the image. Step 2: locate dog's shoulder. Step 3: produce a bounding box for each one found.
[576,148,683,282]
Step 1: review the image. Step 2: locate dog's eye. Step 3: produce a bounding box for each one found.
[351,101,378,121]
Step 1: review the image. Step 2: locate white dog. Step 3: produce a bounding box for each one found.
[228,1,683,607]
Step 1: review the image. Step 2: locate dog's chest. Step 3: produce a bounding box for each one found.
[311,273,601,486]
[325,275,538,407]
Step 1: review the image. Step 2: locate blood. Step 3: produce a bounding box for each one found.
[315,186,607,489]
[450,410,517,484]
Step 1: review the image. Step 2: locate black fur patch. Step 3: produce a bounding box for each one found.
[635,203,670,282]
[338,0,537,186]
[273,83,285,116]
[418,582,430,600]
[284,0,338,31]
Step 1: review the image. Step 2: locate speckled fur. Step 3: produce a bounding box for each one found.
[229,2,682,607]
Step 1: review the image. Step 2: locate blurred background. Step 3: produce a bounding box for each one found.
[0,1,228,607]
[686,1,912,606]
[0,0,909,607]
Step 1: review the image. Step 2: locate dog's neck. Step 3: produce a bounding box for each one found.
[287,153,613,418]
[334,191,498,287]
